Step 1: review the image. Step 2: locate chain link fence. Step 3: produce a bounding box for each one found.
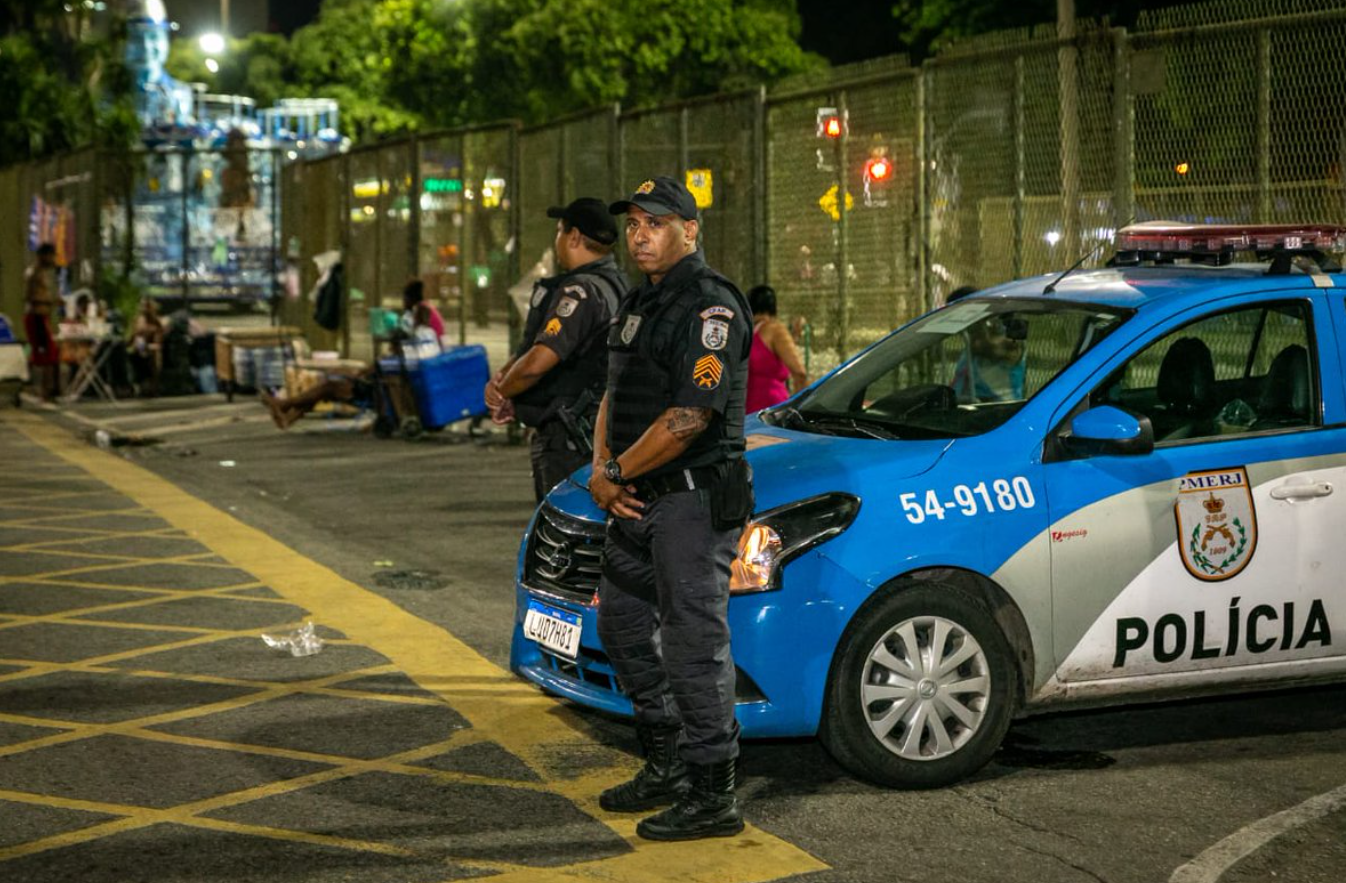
[6,0,1345,376]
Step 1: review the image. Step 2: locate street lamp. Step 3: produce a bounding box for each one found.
[199,32,226,55]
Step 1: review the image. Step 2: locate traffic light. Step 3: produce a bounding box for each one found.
[816,107,846,139]
[862,148,892,207]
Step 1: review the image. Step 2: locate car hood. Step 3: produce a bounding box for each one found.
[549,420,952,522]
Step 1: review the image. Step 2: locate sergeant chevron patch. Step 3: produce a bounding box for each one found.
[693,354,724,389]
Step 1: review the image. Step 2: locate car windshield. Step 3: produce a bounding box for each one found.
[767,298,1131,440]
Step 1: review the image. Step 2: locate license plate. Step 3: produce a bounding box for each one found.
[523,599,582,659]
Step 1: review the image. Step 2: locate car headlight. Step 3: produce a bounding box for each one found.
[729,492,861,593]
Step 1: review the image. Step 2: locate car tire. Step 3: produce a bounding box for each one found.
[399,416,423,439]
[820,581,1017,789]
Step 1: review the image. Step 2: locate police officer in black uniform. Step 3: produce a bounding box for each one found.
[486,198,628,503]
[589,176,754,841]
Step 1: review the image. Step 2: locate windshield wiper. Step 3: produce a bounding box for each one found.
[808,416,901,440]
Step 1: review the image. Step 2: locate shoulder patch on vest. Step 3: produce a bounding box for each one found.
[699,305,734,320]
[530,284,547,308]
[620,314,642,345]
[556,297,578,317]
[701,318,729,350]
[693,354,723,389]
[563,284,587,298]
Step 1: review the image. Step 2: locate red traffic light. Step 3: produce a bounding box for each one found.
[865,157,891,182]
[816,107,846,139]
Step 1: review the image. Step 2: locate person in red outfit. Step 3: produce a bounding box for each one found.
[744,285,807,413]
[23,243,60,402]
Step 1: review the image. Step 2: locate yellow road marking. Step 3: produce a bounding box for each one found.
[4,412,827,883]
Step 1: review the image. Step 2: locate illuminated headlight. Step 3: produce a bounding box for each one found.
[729,493,861,593]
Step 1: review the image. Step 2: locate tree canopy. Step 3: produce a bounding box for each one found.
[170,0,824,143]
[0,0,136,166]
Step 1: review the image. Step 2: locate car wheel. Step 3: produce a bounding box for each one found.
[820,581,1017,789]
[399,416,423,439]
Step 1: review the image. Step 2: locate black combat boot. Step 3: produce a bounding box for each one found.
[635,757,744,841]
[599,725,690,812]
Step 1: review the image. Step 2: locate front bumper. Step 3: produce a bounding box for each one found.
[508,508,869,737]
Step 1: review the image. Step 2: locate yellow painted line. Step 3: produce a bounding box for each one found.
[6,410,828,883]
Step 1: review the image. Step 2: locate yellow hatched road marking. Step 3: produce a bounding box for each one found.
[4,412,827,883]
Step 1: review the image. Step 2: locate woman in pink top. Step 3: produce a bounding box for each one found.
[746,285,808,413]
[403,279,445,338]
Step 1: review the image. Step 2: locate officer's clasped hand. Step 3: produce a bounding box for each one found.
[589,472,644,520]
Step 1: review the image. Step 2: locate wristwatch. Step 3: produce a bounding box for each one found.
[603,458,625,484]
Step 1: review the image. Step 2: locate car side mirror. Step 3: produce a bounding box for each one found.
[1061,405,1154,457]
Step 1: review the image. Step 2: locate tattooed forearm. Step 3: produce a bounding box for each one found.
[665,407,712,440]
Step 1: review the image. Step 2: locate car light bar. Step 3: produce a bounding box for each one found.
[1115,222,1346,256]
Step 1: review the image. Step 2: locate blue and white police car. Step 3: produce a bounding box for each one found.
[510,223,1346,789]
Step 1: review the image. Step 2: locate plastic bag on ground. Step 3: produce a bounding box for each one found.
[261,622,325,657]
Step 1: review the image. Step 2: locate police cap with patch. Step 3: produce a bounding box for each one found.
[609,176,698,222]
[546,197,619,245]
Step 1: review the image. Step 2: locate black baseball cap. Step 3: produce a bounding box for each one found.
[609,176,698,221]
[546,197,618,246]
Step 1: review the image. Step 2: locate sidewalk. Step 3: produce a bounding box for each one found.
[0,410,825,883]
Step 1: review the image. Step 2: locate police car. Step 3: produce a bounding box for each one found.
[510,223,1346,789]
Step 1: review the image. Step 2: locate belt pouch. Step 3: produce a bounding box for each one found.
[710,459,754,531]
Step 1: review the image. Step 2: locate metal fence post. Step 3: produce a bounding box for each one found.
[340,151,352,358]
[836,89,850,365]
[1112,27,1134,232]
[1257,28,1272,223]
[916,67,930,313]
[754,85,768,287]
[1059,10,1082,261]
[180,151,190,303]
[409,135,422,282]
[1013,55,1026,280]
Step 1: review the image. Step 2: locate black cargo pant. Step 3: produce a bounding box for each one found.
[597,488,741,765]
[530,420,588,504]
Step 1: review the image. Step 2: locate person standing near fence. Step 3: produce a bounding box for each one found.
[588,176,754,841]
[485,197,627,502]
[744,284,807,412]
[23,243,59,402]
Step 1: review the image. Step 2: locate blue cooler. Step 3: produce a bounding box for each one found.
[382,345,489,430]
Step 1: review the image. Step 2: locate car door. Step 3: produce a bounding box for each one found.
[1042,294,1346,683]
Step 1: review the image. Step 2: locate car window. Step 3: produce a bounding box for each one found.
[1090,300,1316,443]
[783,299,1130,439]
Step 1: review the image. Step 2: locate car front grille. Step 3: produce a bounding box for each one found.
[525,505,606,603]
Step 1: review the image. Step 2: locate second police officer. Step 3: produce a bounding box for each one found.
[486,198,629,502]
[588,176,755,841]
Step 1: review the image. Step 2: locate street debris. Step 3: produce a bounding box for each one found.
[92,429,162,449]
[261,622,325,657]
[373,569,450,591]
[219,460,237,467]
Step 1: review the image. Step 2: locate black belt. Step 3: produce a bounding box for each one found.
[633,465,722,502]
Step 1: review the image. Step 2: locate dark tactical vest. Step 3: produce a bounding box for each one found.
[606,259,751,477]
[513,257,627,427]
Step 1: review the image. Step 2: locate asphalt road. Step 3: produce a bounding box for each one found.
[26,396,1346,883]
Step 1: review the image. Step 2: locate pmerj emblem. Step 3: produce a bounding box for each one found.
[620,314,642,345]
[701,318,729,350]
[556,297,578,318]
[1174,467,1258,581]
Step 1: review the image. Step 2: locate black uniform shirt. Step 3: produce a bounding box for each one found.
[530,255,620,363]
[608,251,751,472]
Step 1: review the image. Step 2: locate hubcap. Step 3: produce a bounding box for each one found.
[859,615,991,762]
